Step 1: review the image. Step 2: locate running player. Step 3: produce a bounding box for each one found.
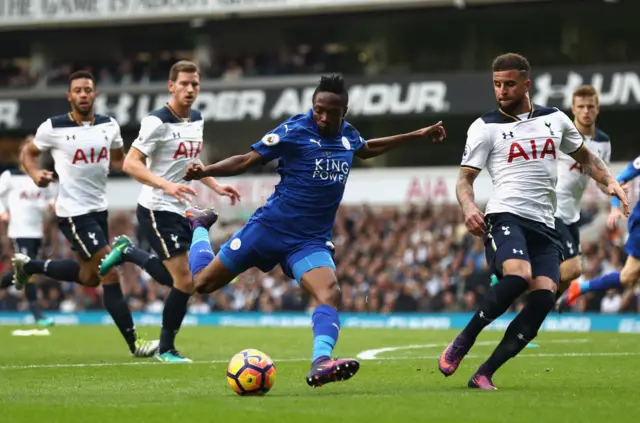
[98,61,241,362]
[182,74,447,387]
[557,156,640,311]
[0,138,54,326]
[438,53,627,390]
[554,85,612,298]
[14,71,158,356]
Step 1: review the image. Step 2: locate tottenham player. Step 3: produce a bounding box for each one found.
[182,75,446,387]
[99,61,241,362]
[14,71,158,356]
[557,155,640,310]
[0,137,54,326]
[554,85,612,299]
[438,53,628,390]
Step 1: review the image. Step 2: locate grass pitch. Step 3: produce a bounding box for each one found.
[1,325,638,423]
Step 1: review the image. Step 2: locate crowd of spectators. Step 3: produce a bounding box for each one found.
[1,203,637,315]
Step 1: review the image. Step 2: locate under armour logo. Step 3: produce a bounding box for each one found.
[544,121,555,136]
[513,248,523,255]
[88,232,98,246]
[171,234,179,249]
[310,139,322,147]
[172,132,180,139]
[67,135,76,141]
[502,226,510,236]
[502,131,514,139]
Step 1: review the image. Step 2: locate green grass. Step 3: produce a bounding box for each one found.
[1,326,639,423]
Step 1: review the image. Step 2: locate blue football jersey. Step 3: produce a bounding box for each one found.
[612,155,640,220]
[249,109,367,240]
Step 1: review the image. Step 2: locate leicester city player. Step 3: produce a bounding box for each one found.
[182,75,446,387]
[557,156,640,310]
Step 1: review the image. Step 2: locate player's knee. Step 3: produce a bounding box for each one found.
[173,273,195,294]
[528,277,557,294]
[314,279,342,308]
[620,265,640,286]
[560,259,582,282]
[502,260,532,282]
[79,268,100,287]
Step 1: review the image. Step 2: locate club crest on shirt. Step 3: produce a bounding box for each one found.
[341,136,351,150]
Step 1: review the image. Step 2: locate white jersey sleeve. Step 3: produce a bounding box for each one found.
[132,116,165,156]
[461,118,492,170]
[0,170,10,213]
[110,117,124,150]
[602,141,612,165]
[559,113,585,155]
[33,119,56,152]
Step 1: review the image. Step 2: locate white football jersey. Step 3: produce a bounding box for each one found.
[555,128,611,225]
[461,105,584,229]
[0,170,54,239]
[131,106,204,215]
[33,113,123,218]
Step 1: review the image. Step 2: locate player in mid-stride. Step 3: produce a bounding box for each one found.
[98,61,241,362]
[15,71,158,356]
[0,136,54,326]
[181,75,446,387]
[438,53,628,390]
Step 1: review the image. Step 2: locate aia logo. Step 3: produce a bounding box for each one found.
[19,190,42,200]
[507,139,556,163]
[569,162,583,173]
[173,141,202,160]
[72,147,108,164]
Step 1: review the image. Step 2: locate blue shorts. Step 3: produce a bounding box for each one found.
[625,214,640,259]
[217,220,335,282]
[484,212,563,283]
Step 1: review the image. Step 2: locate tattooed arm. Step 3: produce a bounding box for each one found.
[457,167,486,236]
[570,146,629,215]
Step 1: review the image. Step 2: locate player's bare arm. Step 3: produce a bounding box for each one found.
[355,121,446,159]
[456,167,486,237]
[109,147,125,171]
[184,151,263,180]
[20,140,55,188]
[123,147,196,204]
[570,146,629,215]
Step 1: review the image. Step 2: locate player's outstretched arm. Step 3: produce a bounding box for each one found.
[123,147,196,204]
[184,151,264,180]
[109,147,125,171]
[20,139,55,188]
[457,167,486,237]
[356,121,446,159]
[570,146,629,216]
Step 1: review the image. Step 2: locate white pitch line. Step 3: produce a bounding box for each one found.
[356,338,589,360]
[2,346,634,372]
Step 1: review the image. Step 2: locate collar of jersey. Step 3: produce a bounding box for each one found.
[498,102,535,121]
[165,104,190,123]
[305,109,346,138]
[67,112,95,126]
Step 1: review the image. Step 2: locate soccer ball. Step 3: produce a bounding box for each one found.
[226,349,277,395]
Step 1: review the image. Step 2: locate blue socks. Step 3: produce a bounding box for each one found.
[188,227,215,279]
[580,272,622,294]
[311,305,340,363]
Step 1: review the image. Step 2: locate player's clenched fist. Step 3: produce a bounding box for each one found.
[31,170,55,187]
[463,204,486,237]
[184,162,206,181]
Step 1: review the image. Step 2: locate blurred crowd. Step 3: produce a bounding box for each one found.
[1,203,638,315]
[0,45,355,88]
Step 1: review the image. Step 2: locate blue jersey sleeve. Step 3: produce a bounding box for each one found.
[612,156,640,207]
[251,124,295,163]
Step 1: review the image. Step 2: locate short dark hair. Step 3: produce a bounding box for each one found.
[170,60,199,82]
[573,85,599,105]
[68,70,95,90]
[313,75,348,105]
[492,53,531,78]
